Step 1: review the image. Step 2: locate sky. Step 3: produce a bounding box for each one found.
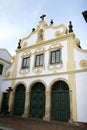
[0,0,87,55]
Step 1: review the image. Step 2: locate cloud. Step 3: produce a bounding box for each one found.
[0,22,20,39]
[0,0,48,54]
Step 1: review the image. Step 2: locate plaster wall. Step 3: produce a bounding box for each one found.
[76,72,87,122]
[74,48,87,69]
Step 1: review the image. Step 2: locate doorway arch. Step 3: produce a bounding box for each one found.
[29,82,45,119]
[51,80,70,122]
[13,84,25,116]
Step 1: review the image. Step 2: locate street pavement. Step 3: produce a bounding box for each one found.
[0,116,87,130]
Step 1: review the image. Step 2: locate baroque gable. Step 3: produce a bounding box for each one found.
[20,20,68,49]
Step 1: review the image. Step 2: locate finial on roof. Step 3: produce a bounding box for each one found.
[82,10,87,23]
[32,28,35,32]
[68,21,73,33]
[17,39,21,49]
[40,14,46,21]
[50,19,54,25]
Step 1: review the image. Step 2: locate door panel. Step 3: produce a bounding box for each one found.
[51,81,70,122]
[29,83,45,119]
[13,84,25,116]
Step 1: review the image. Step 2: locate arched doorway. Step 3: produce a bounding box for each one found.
[51,80,70,122]
[29,82,45,119]
[13,84,25,116]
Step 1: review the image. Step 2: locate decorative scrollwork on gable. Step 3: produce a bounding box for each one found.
[49,42,63,51]
[34,47,46,54]
[19,69,30,75]
[33,66,45,74]
[21,42,28,48]
[48,64,63,73]
[22,51,31,57]
[80,60,87,68]
[55,31,62,37]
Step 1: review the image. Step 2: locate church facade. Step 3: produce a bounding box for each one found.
[0,16,87,123]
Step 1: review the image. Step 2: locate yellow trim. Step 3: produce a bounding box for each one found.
[73,38,87,53]
[67,37,77,121]
[16,33,75,53]
[13,81,27,91]
[22,51,31,57]
[27,79,47,92]
[4,68,87,81]
[48,42,63,51]
[20,21,67,44]
[80,60,87,68]
[48,78,71,91]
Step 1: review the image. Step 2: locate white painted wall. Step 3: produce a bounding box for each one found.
[16,40,68,78]
[0,49,12,92]
[0,49,12,62]
[76,72,87,122]
[74,48,87,70]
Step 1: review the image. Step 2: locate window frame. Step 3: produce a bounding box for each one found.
[35,54,44,67]
[21,57,30,69]
[50,49,61,64]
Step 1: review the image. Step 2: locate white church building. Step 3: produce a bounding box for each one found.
[0,16,87,123]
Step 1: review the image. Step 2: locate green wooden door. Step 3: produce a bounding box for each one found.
[13,84,25,116]
[51,81,70,122]
[29,82,45,119]
[1,93,8,113]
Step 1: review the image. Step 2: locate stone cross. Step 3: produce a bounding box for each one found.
[40,14,46,21]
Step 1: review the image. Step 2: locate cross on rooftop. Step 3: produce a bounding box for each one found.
[40,14,46,21]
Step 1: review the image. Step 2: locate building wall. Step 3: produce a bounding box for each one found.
[0,20,87,122]
[0,49,12,111]
[76,72,87,122]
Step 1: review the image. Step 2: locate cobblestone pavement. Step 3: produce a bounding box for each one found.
[0,116,87,130]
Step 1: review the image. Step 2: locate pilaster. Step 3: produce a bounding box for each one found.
[44,91,51,121]
[9,52,19,113]
[22,91,30,117]
[67,35,77,121]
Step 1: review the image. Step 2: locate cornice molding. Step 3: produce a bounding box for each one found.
[16,33,75,53]
[22,50,31,57]
[48,42,63,51]
[4,68,87,81]
[19,68,30,75]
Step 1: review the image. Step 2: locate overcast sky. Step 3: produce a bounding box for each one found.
[0,0,87,55]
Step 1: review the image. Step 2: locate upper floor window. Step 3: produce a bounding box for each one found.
[22,57,30,69]
[0,64,3,75]
[35,54,44,67]
[50,49,61,64]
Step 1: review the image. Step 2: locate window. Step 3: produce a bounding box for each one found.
[35,54,44,67]
[22,57,30,69]
[50,49,61,64]
[0,64,3,75]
